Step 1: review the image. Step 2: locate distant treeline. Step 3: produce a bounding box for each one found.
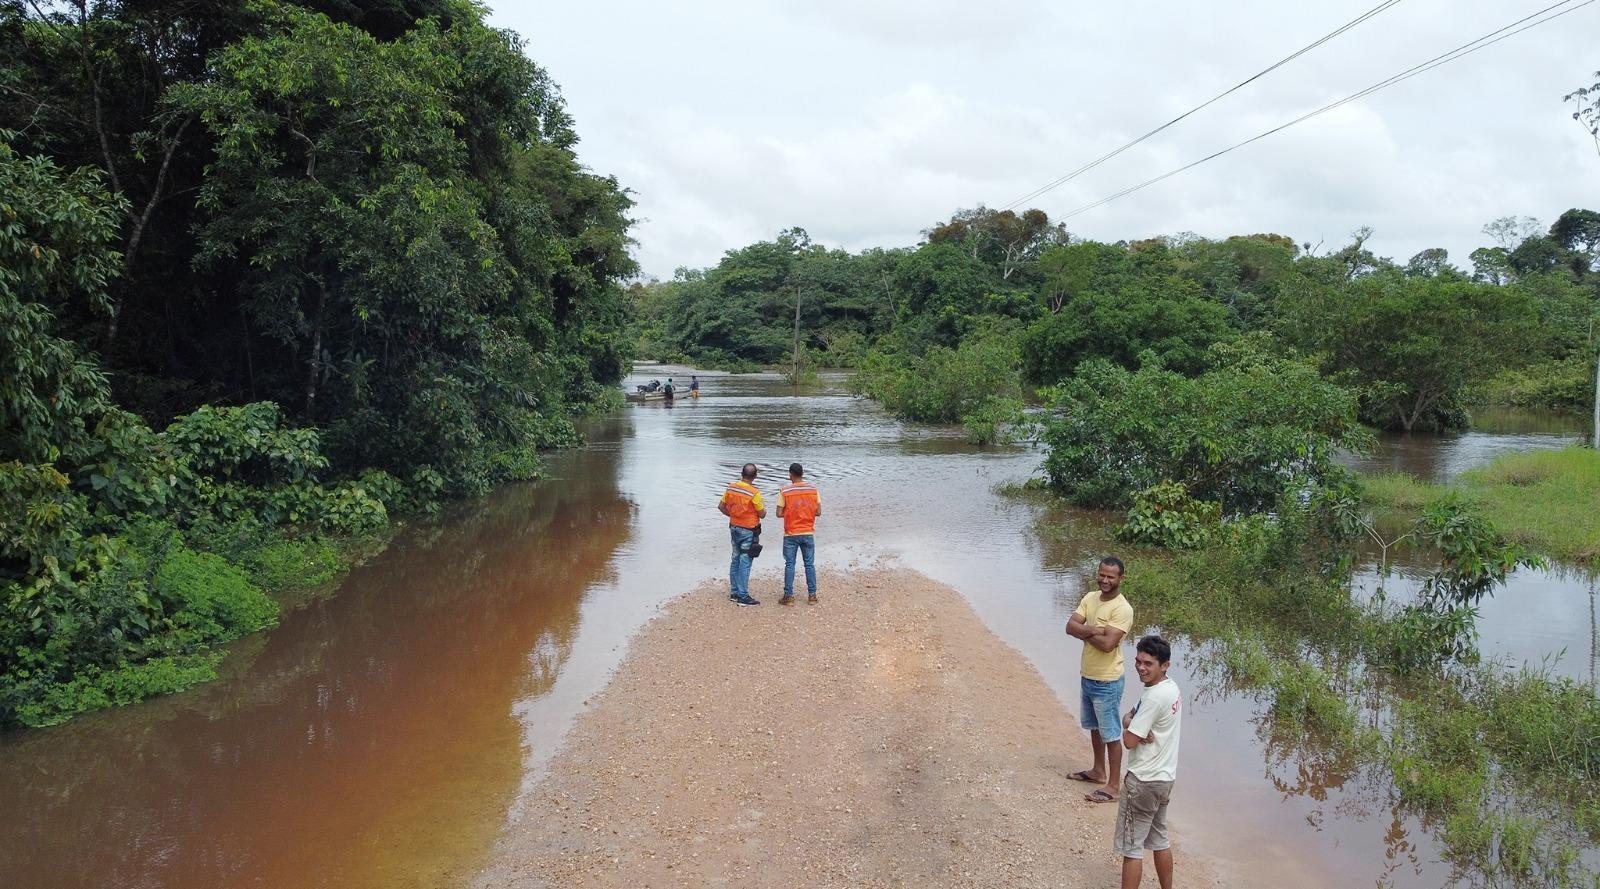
[631,207,1600,431]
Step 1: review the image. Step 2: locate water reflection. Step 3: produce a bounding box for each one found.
[0,441,635,889]
[4,366,1589,889]
[1351,547,1600,686]
[1344,407,1586,483]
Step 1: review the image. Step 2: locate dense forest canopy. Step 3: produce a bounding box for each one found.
[2,0,635,492]
[0,0,636,725]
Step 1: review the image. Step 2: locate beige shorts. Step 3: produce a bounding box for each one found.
[1114,773,1173,859]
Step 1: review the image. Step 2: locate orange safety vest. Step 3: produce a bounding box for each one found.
[778,482,819,536]
[721,480,762,529]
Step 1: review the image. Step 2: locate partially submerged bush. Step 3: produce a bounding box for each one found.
[1034,340,1370,512]
[1117,480,1222,549]
[851,322,1023,425]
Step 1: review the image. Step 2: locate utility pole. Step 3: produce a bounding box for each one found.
[792,285,803,387]
[1592,346,1598,449]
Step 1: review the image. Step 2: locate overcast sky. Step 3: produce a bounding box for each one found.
[487,0,1599,280]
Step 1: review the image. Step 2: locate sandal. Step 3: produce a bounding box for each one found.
[1068,769,1102,783]
[1085,788,1118,803]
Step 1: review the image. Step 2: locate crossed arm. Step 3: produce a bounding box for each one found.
[1121,707,1147,750]
[1065,612,1126,653]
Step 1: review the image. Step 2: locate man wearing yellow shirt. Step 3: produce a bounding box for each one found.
[1065,556,1134,803]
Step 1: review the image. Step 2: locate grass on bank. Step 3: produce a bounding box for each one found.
[1130,542,1600,887]
[1015,492,1600,888]
[1362,446,1600,564]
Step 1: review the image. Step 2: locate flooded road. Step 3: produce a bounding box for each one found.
[0,369,1590,888]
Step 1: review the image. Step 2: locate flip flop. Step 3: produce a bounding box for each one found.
[1085,788,1118,803]
[1068,769,1101,783]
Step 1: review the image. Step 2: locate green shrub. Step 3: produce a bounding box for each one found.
[1415,494,1543,606]
[12,653,222,728]
[819,330,869,367]
[1033,340,1370,512]
[1471,355,1596,412]
[1117,480,1222,549]
[163,402,328,488]
[238,537,344,592]
[850,323,1022,424]
[154,545,278,646]
[961,396,1024,446]
[487,445,546,484]
[1365,600,1479,673]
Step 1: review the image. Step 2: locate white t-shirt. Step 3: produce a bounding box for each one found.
[1125,677,1182,783]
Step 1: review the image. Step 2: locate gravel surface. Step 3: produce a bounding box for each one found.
[477,568,1218,888]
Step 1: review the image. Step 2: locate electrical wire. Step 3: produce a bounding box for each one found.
[1054,0,1596,222]
[998,0,1408,211]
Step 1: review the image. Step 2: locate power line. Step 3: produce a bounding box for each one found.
[998,0,1408,212]
[1055,0,1596,222]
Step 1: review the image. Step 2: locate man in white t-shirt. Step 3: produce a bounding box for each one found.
[1116,635,1182,889]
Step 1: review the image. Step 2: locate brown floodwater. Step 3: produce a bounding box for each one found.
[0,369,1591,889]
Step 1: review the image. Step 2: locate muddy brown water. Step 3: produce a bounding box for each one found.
[0,369,1591,888]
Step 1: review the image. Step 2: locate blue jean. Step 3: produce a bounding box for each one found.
[782,534,816,596]
[1080,675,1126,743]
[728,525,755,597]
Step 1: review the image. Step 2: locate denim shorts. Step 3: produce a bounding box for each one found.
[1080,675,1126,742]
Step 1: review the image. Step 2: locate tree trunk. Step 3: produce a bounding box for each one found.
[305,280,328,417]
[791,286,802,385]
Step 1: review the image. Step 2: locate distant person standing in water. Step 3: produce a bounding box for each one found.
[1117,635,1182,889]
[663,377,675,404]
[775,463,821,605]
[690,375,700,398]
[718,463,765,606]
[1065,556,1134,803]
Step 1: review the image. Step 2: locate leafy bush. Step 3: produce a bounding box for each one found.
[163,402,328,487]
[961,396,1024,446]
[850,323,1022,424]
[1471,355,1596,412]
[154,545,278,646]
[1034,339,1370,512]
[12,654,223,729]
[1117,480,1222,549]
[1019,278,1235,384]
[819,330,869,367]
[1365,599,1479,673]
[1415,495,1543,605]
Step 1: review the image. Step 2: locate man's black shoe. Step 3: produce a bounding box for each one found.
[732,594,761,606]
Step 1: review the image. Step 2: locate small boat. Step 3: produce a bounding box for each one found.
[626,387,704,402]
[626,389,674,401]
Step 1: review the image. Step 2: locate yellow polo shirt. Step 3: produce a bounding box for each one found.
[1075,591,1133,681]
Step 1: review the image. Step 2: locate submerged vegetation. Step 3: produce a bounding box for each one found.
[1364,447,1600,565]
[1063,481,1592,886]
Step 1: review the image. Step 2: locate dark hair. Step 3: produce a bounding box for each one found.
[1099,555,1126,575]
[789,463,804,477]
[1136,635,1171,664]
[741,463,759,480]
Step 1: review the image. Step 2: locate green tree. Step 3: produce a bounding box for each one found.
[1287,273,1538,431]
[1033,339,1369,512]
[923,205,1067,282]
[1020,277,1234,384]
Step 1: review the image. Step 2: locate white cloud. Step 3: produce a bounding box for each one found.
[493,0,1600,278]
